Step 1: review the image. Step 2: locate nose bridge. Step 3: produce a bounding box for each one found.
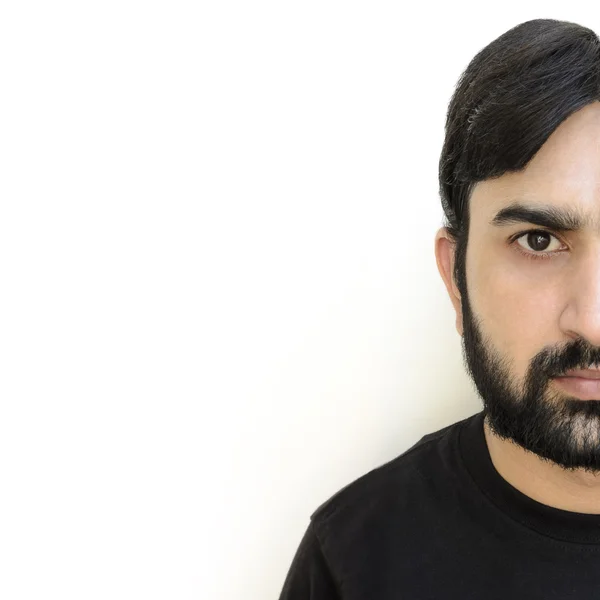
[562,243,600,344]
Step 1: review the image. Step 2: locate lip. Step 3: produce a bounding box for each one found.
[553,376,600,400]
[562,369,600,379]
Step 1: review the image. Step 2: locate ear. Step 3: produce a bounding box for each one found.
[434,227,464,337]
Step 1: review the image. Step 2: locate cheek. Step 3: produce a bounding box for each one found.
[469,260,563,363]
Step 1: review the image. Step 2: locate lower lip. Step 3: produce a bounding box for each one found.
[553,376,600,400]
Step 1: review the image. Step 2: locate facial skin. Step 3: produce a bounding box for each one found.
[435,101,600,514]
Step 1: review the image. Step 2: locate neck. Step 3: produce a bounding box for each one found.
[483,416,600,514]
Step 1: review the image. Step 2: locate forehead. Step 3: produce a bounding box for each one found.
[470,102,600,231]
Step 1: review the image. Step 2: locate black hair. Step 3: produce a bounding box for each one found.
[438,18,600,297]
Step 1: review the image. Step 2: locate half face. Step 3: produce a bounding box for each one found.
[436,101,600,473]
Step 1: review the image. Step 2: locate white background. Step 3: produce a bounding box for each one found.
[1,2,597,599]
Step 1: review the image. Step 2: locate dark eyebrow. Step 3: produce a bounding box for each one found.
[489,202,589,232]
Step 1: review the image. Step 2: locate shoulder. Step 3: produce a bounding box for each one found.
[309,416,469,540]
[297,415,477,596]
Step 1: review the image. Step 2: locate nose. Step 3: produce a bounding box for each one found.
[560,248,600,347]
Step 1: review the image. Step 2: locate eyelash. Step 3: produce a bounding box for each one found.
[510,229,567,261]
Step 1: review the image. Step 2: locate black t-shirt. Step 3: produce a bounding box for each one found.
[277,410,600,599]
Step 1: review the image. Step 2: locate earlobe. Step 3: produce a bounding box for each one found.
[434,227,464,336]
[456,309,464,338]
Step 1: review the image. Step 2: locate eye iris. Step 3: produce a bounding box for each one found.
[527,232,551,251]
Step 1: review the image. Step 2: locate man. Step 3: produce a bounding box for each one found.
[277,18,600,599]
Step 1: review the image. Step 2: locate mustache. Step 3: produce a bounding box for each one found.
[535,338,600,378]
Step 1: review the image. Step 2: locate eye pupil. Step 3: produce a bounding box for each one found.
[528,232,551,251]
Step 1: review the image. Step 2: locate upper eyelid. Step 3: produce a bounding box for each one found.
[512,227,562,240]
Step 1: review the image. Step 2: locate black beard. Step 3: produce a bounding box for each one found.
[459,275,600,474]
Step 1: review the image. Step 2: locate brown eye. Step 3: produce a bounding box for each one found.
[516,230,562,254]
[527,232,550,251]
